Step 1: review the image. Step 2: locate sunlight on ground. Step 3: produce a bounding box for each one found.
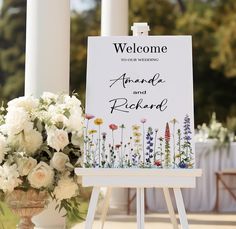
[72,213,236,229]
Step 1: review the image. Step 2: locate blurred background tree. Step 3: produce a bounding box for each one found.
[0,0,26,102]
[0,0,236,128]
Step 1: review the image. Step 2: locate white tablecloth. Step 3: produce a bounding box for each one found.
[147,141,236,212]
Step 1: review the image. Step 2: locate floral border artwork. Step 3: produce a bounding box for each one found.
[83,114,194,169]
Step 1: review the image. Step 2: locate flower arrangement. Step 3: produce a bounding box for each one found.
[84,114,194,169]
[0,92,84,219]
[196,112,235,144]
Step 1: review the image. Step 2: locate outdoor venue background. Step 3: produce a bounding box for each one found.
[0,0,236,130]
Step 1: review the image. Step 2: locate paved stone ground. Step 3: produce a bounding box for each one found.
[72,212,236,229]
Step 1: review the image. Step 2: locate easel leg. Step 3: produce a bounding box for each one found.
[136,188,145,229]
[215,173,219,211]
[85,186,100,229]
[137,188,141,229]
[163,188,179,229]
[140,188,145,228]
[173,188,189,229]
[100,187,112,229]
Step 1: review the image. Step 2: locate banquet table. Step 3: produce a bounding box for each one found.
[146,141,236,212]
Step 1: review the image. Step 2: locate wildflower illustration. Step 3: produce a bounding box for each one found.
[83,114,194,169]
[108,144,115,167]
[101,132,107,167]
[175,128,183,166]
[164,122,171,168]
[115,144,122,166]
[94,118,103,166]
[87,129,97,167]
[120,124,125,161]
[84,114,95,167]
[180,114,193,168]
[153,129,158,163]
[109,124,118,167]
[146,127,154,166]
[170,118,178,168]
[155,136,164,167]
[140,118,147,163]
[132,124,142,165]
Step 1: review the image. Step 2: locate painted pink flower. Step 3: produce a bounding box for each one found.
[154,160,162,166]
[85,114,95,120]
[165,123,170,141]
[115,144,121,149]
[140,118,147,124]
[109,124,118,131]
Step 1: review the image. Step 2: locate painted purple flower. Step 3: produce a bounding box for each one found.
[179,161,187,168]
[140,118,147,124]
[146,127,154,164]
[183,115,192,143]
[101,132,107,140]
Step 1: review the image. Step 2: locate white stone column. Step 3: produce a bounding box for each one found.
[25,0,70,97]
[25,0,70,228]
[101,0,129,36]
[101,0,129,212]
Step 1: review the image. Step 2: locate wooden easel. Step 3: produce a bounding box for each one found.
[75,168,202,229]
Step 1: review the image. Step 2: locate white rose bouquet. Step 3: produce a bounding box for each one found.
[0,92,84,219]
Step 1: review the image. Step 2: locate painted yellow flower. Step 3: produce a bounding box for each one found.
[133,132,141,137]
[188,163,193,168]
[134,139,141,143]
[132,125,140,131]
[88,129,97,135]
[170,118,178,124]
[94,118,103,125]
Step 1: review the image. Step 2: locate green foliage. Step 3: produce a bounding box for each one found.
[176,0,236,124]
[0,202,19,229]
[70,4,101,106]
[210,0,236,78]
[0,0,26,101]
[130,0,178,35]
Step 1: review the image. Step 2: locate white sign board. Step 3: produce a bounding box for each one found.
[85,36,194,169]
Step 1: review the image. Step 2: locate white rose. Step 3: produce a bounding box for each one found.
[50,152,69,172]
[0,134,7,163]
[5,107,32,135]
[64,95,82,109]
[28,162,54,189]
[54,175,78,200]
[67,111,84,132]
[23,129,43,154]
[47,127,69,152]
[9,129,42,155]
[7,96,39,112]
[0,163,22,193]
[51,114,69,127]
[17,157,37,176]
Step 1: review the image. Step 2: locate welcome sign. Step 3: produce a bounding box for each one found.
[85,36,194,169]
